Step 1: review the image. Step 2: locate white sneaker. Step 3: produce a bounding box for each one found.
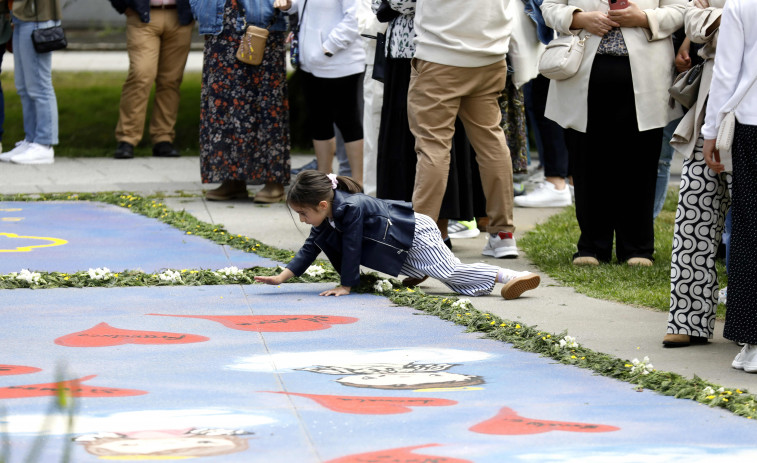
[10,143,54,165]
[448,220,480,239]
[0,140,31,162]
[514,181,572,208]
[732,344,757,373]
[482,231,518,258]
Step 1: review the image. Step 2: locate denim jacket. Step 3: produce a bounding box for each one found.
[287,190,416,288]
[190,0,287,35]
[523,0,555,45]
[109,0,194,26]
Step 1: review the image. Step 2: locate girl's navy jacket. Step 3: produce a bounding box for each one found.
[286,190,417,287]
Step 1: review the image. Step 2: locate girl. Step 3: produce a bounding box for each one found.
[254,170,540,299]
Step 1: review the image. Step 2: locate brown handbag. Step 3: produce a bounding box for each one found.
[236,9,279,66]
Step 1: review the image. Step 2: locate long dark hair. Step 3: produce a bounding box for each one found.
[287,170,363,208]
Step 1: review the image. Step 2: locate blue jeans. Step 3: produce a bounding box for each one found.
[11,17,59,145]
[653,117,680,218]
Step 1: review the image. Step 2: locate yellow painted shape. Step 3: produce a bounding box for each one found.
[1,218,22,222]
[0,208,22,212]
[0,233,67,252]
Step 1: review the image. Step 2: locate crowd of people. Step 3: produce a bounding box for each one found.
[0,0,754,372]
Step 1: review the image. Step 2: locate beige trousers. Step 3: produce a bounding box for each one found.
[115,8,194,146]
[407,58,514,234]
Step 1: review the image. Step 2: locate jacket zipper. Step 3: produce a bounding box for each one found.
[365,236,405,255]
[383,218,392,240]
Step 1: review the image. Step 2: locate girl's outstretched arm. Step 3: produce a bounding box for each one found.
[320,285,351,297]
[255,269,295,285]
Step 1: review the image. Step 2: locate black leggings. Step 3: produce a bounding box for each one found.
[301,71,364,142]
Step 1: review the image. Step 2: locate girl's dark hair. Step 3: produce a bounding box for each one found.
[287,170,363,208]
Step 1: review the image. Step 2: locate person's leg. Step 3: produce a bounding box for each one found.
[407,59,461,222]
[665,138,730,345]
[653,117,680,219]
[333,73,364,186]
[116,10,162,147]
[456,60,513,236]
[301,72,337,174]
[149,9,194,146]
[362,66,384,195]
[0,45,5,149]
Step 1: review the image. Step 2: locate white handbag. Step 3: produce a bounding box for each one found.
[538,33,590,81]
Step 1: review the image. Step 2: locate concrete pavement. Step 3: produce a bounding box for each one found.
[1,153,753,396]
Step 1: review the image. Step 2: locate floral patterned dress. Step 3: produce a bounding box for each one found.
[200,0,290,185]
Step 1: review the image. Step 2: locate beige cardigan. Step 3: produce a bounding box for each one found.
[541,0,686,133]
[670,1,725,160]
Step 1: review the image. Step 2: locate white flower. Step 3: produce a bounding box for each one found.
[451,299,472,310]
[158,270,182,283]
[15,269,41,284]
[87,267,112,280]
[216,266,243,278]
[558,335,579,349]
[703,386,715,395]
[373,279,393,292]
[304,265,326,278]
[630,356,654,375]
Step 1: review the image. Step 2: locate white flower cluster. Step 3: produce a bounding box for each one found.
[703,386,715,395]
[630,356,654,375]
[14,269,41,284]
[373,279,393,292]
[158,270,182,283]
[559,335,579,349]
[451,298,473,310]
[216,266,244,278]
[304,265,326,278]
[87,267,112,280]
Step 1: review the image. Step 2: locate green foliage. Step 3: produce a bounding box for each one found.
[518,188,728,316]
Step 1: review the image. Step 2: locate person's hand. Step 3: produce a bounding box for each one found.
[702,138,725,173]
[693,0,710,9]
[608,2,649,28]
[273,0,292,11]
[572,11,619,36]
[320,285,351,297]
[255,274,285,285]
[675,47,692,73]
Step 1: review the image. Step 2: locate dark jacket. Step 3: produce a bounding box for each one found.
[287,190,416,287]
[109,0,194,26]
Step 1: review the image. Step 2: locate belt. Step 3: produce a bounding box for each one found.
[151,4,177,9]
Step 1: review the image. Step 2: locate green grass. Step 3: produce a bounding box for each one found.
[519,187,728,317]
[0,70,312,156]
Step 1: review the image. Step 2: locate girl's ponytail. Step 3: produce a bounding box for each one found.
[287,170,363,208]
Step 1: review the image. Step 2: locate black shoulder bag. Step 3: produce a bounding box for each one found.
[31,0,67,53]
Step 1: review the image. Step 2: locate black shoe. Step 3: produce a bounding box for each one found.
[114,141,134,159]
[152,141,180,157]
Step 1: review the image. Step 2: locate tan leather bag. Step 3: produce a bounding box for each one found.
[236,25,269,66]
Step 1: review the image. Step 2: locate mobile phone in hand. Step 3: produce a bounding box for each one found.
[609,0,629,9]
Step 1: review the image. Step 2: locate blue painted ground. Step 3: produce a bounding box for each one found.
[2,284,756,462]
[0,201,280,273]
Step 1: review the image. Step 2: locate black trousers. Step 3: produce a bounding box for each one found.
[565,55,662,262]
[724,121,757,344]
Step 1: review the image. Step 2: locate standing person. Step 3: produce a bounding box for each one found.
[663,0,727,348]
[108,0,195,160]
[699,0,757,370]
[254,170,540,299]
[408,0,518,259]
[541,0,686,266]
[0,0,62,165]
[191,0,291,202]
[357,0,385,196]
[274,0,365,186]
[0,0,9,156]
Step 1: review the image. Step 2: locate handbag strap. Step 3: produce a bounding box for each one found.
[729,73,757,113]
[292,0,308,33]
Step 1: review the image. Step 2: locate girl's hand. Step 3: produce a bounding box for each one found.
[320,285,351,297]
[702,138,725,173]
[273,0,292,11]
[254,268,294,285]
[571,11,619,37]
[607,2,649,29]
